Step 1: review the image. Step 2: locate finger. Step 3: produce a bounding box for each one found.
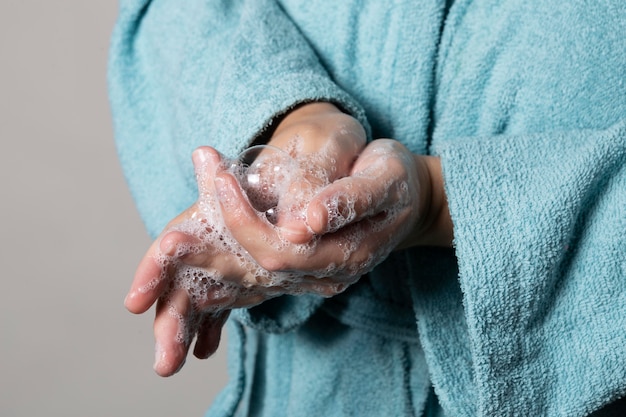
[192,146,223,193]
[214,170,288,268]
[296,214,408,282]
[215,170,356,272]
[305,176,379,234]
[295,280,349,297]
[179,248,244,281]
[193,310,230,359]
[231,146,315,244]
[125,229,204,314]
[228,292,271,308]
[178,237,273,290]
[153,289,193,377]
[307,153,412,235]
[125,235,174,314]
[272,178,316,244]
[188,278,239,312]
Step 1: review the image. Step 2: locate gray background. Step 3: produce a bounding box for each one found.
[0,2,228,416]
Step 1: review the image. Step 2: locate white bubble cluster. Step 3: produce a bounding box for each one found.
[151,139,410,345]
[324,194,358,233]
[229,145,300,223]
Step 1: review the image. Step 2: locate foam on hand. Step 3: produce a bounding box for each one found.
[229,145,300,224]
[149,141,408,346]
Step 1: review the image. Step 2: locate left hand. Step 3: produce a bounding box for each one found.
[304,139,453,249]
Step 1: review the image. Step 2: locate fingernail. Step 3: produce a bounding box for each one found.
[192,147,209,167]
[159,235,177,257]
[124,290,138,308]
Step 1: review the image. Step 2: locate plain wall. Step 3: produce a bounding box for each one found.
[0,2,228,416]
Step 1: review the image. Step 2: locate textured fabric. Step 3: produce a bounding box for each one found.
[211,308,431,417]
[108,0,626,416]
[108,0,371,238]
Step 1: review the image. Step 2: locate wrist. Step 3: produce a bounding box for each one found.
[275,102,343,131]
[251,102,344,148]
[266,102,347,149]
[399,155,453,248]
[265,102,366,167]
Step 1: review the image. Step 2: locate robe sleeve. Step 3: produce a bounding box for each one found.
[108,0,370,238]
[407,2,626,413]
[108,0,369,331]
[423,122,626,416]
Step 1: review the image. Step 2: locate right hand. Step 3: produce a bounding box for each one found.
[125,102,368,376]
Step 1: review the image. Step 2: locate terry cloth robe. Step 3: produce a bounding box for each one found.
[108,0,626,416]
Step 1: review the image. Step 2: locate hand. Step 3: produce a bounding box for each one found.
[217,137,452,295]
[211,105,453,290]
[124,102,451,377]
[125,147,270,377]
[305,140,453,249]
[213,102,411,279]
[259,102,451,249]
[124,115,366,376]
[257,102,368,242]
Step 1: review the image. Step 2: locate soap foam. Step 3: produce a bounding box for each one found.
[156,140,410,344]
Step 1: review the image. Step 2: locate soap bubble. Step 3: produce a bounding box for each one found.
[228,145,301,224]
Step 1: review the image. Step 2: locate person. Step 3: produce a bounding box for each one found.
[108,1,626,415]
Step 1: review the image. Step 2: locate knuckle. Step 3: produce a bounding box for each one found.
[257,254,289,272]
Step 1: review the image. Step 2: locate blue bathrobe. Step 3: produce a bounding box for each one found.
[108,1,626,415]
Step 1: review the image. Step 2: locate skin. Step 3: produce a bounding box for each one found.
[124,102,453,376]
